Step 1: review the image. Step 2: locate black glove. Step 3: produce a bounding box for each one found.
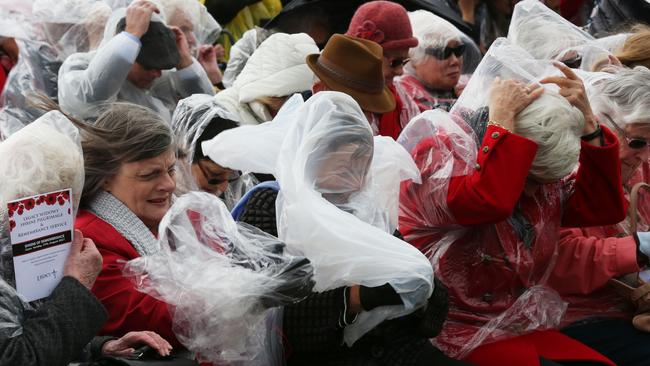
[359,283,403,311]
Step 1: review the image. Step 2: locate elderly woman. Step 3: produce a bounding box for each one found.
[398,50,626,365]
[73,103,180,346]
[171,94,257,208]
[395,10,476,112]
[205,92,467,366]
[214,32,318,125]
[548,67,650,366]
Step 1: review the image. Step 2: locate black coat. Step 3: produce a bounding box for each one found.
[0,277,107,366]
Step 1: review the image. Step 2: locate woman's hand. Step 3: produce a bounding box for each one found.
[101,331,173,357]
[488,77,544,131]
[540,62,597,135]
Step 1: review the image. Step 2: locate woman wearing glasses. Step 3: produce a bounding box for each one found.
[395,10,478,113]
[549,67,650,366]
[171,94,256,209]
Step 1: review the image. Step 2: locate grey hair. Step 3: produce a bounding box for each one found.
[78,103,175,204]
[593,66,650,127]
[515,92,584,182]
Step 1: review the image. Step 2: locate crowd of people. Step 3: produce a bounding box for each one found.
[1,0,650,365]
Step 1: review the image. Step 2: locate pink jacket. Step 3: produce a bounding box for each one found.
[552,161,650,325]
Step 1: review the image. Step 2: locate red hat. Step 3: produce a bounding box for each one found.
[346,1,418,51]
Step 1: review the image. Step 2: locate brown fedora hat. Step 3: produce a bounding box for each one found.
[306,34,395,114]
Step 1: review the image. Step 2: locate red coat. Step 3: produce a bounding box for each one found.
[399,122,625,363]
[550,161,650,325]
[75,210,181,347]
[375,83,420,140]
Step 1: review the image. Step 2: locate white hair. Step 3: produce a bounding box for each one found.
[0,112,84,215]
[591,66,650,127]
[515,92,584,182]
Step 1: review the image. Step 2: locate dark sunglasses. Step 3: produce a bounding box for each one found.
[198,160,242,185]
[389,58,410,68]
[425,44,466,60]
[605,114,649,149]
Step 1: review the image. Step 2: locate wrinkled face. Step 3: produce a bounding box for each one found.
[617,123,650,183]
[414,39,463,91]
[313,143,372,194]
[191,159,233,197]
[127,62,163,89]
[104,149,177,232]
[168,9,197,54]
[382,47,411,86]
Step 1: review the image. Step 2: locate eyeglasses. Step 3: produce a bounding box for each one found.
[604,114,649,149]
[198,160,241,186]
[425,44,466,60]
[389,57,410,68]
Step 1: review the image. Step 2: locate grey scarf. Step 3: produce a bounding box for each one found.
[88,191,159,256]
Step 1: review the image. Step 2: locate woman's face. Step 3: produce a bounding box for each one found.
[618,123,650,183]
[104,149,177,232]
[314,143,371,194]
[191,159,232,196]
[414,40,463,91]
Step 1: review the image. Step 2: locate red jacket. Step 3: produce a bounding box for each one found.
[75,210,181,347]
[399,122,625,362]
[550,161,650,324]
[376,83,420,140]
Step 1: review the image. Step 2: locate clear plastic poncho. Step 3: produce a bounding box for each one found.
[398,38,580,357]
[507,0,615,71]
[124,191,314,365]
[171,93,258,209]
[0,0,110,139]
[156,0,222,51]
[0,110,84,338]
[203,91,433,345]
[222,27,272,89]
[57,6,214,122]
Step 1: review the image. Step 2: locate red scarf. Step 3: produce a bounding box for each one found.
[378,85,403,140]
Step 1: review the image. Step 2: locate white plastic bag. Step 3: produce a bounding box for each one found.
[205,91,433,345]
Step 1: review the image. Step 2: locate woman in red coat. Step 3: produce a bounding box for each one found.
[74,103,180,346]
[398,60,626,365]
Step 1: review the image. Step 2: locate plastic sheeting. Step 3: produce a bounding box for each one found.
[214,32,317,125]
[0,111,84,283]
[204,91,432,345]
[0,0,110,139]
[58,6,214,122]
[407,10,481,76]
[171,93,258,209]
[156,0,222,52]
[507,0,615,71]
[222,27,272,88]
[397,38,586,358]
[124,191,314,365]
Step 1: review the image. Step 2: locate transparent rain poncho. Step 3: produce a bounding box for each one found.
[398,38,586,357]
[507,0,615,71]
[171,94,258,209]
[203,91,433,345]
[57,6,214,122]
[124,191,314,365]
[407,10,482,76]
[0,110,84,338]
[156,0,222,52]
[0,0,110,139]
